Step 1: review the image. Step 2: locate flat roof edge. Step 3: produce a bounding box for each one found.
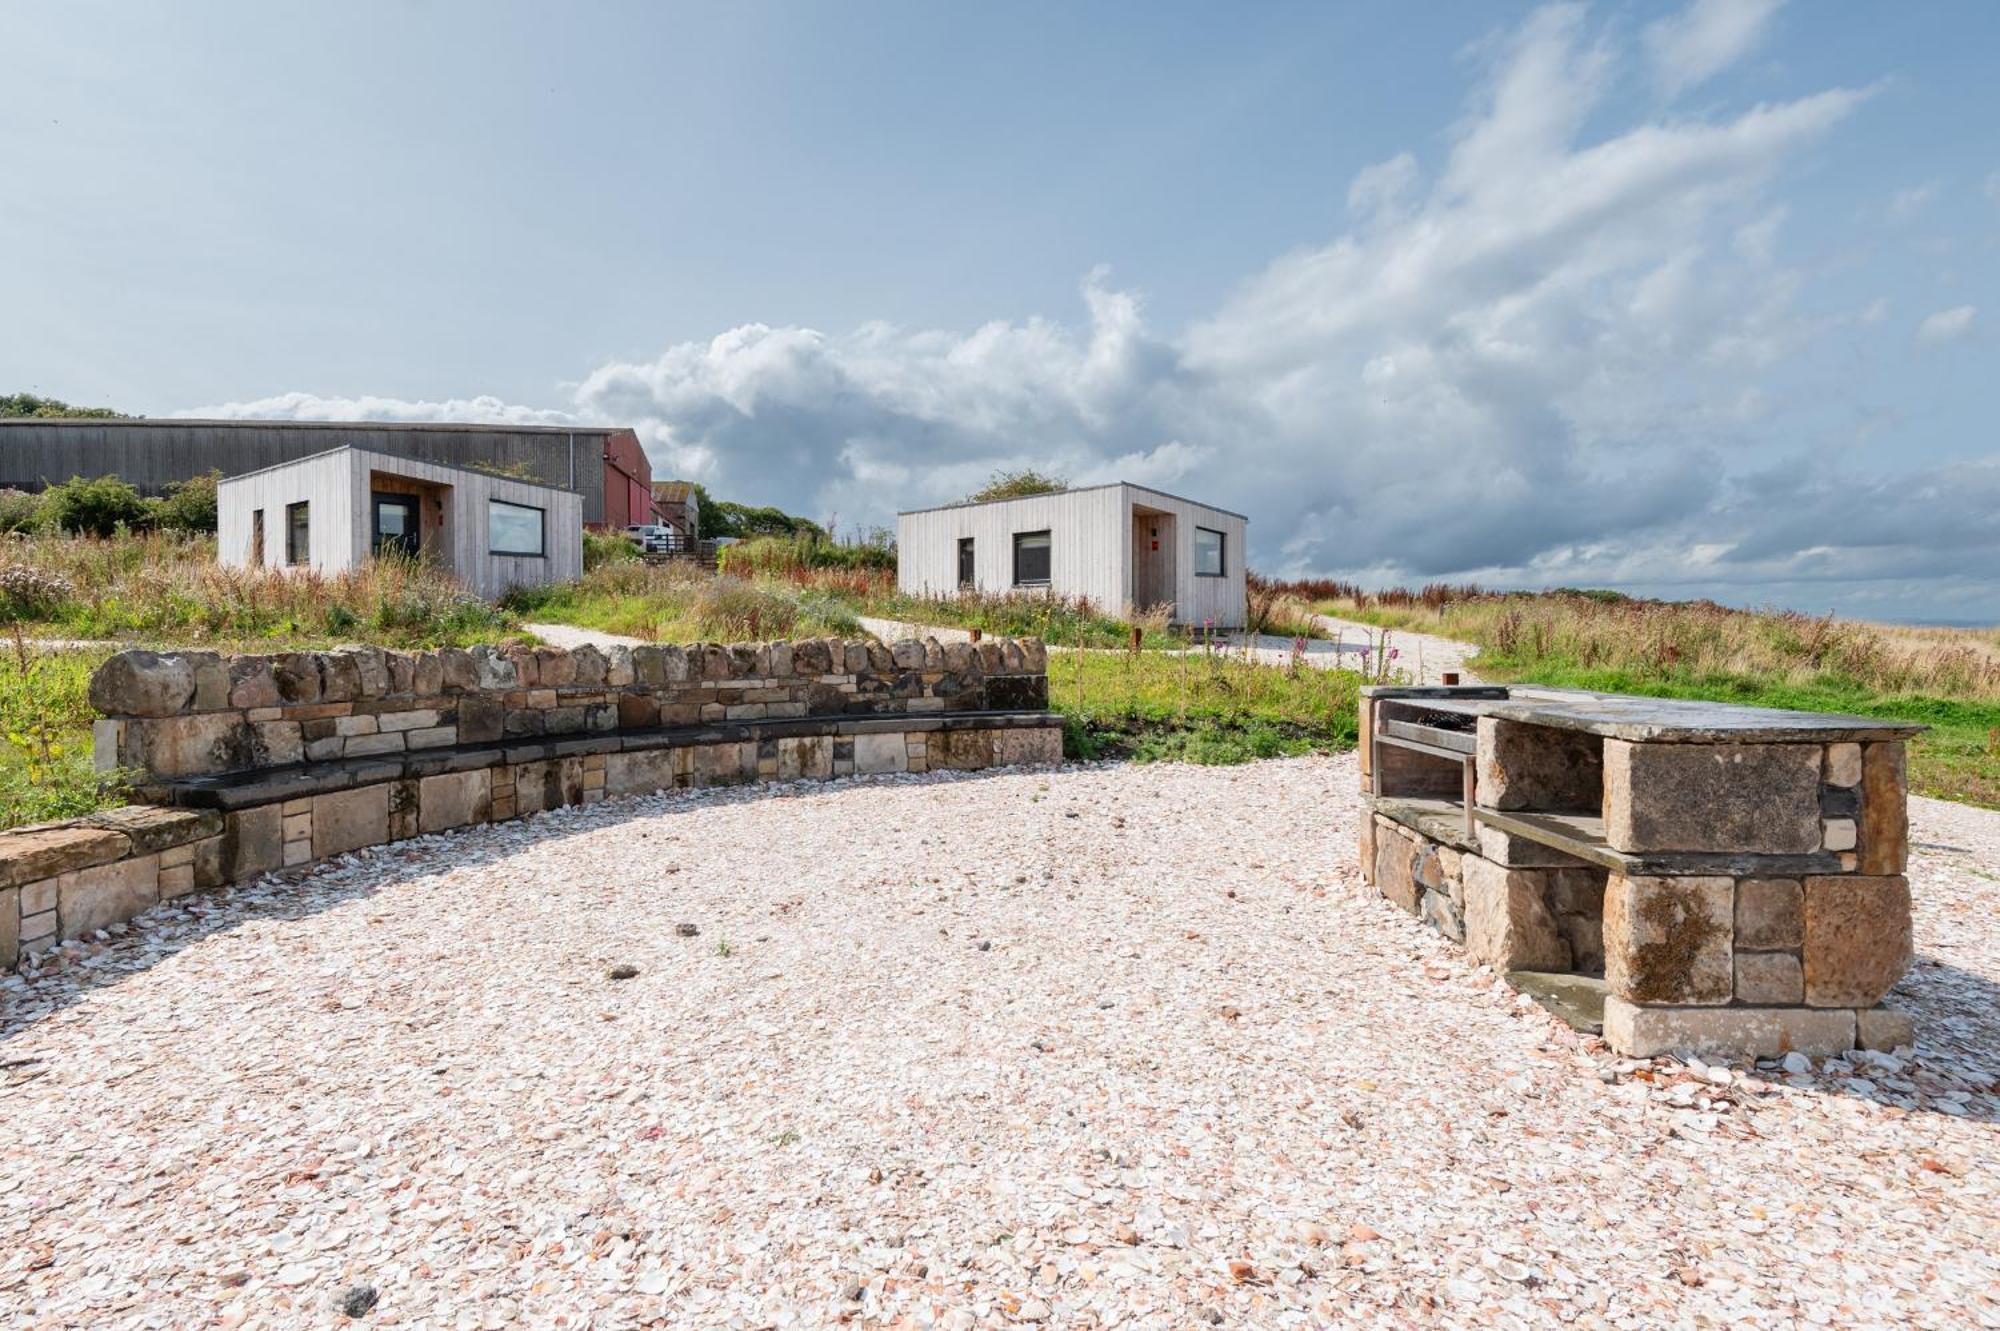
[215,444,583,495]
[0,417,630,437]
[896,481,1248,522]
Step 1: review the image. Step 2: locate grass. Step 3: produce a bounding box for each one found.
[1302,584,2000,808]
[1,531,517,648]
[501,562,862,643]
[0,636,120,830]
[1050,641,1361,764]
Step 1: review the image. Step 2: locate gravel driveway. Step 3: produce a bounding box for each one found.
[2,756,1995,1329]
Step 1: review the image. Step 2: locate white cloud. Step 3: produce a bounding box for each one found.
[177,390,578,427]
[1889,182,1937,220]
[1916,304,1977,345]
[1644,0,1784,97]
[187,6,1996,613]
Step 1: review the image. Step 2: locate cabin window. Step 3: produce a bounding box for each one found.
[489,499,545,557]
[957,537,976,587]
[1194,526,1226,577]
[250,509,265,565]
[1012,530,1051,586]
[285,502,309,566]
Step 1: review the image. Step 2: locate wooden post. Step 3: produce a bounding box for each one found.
[1130,624,1143,656]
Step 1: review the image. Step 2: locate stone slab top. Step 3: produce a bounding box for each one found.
[1363,684,1925,743]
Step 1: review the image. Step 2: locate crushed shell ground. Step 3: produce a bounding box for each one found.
[2,754,1996,1330]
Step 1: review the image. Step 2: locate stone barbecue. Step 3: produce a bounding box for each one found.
[1357,684,1921,1058]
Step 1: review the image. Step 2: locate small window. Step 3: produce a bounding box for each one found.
[1012,530,1051,586]
[1194,526,1226,577]
[488,499,545,557]
[285,502,309,566]
[250,509,265,565]
[957,536,976,587]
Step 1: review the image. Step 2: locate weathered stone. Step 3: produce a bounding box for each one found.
[191,834,226,890]
[435,648,477,692]
[976,641,1004,673]
[1734,951,1804,1005]
[1462,856,1569,971]
[567,645,606,687]
[536,649,578,687]
[889,639,925,670]
[88,651,195,717]
[472,647,518,690]
[993,727,1062,766]
[1473,823,1593,868]
[1825,742,1862,788]
[225,805,284,881]
[411,652,443,696]
[1856,1005,1915,1052]
[385,652,415,696]
[318,652,362,702]
[1858,741,1908,874]
[1802,875,1910,1008]
[930,728,995,771]
[1475,718,1602,811]
[419,770,491,833]
[1357,815,1378,886]
[1603,996,1856,1059]
[1734,877,1803,950]
[184,653,231,712]
[1602,874,1734,1006]
[272,653,324,703]
[227,659,282,710]
[776,735,834,781]
[0,885,16,969]
[312,785,391,860]
[1821,818,1857,851]
[58,854,160,936]
[1421,888,1465,943]
[457,695,505,744]
[690,742,753,786]
[941,641,976,674]
[1602,740,1822,854]
[0,825,131,887]
[604,749,676,798]
[1372,824,1423,915]
[136,713,262,777]
[252,721,304,766]
[853,732,909,775]
[78,805,220,855]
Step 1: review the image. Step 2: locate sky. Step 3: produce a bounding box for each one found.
[5,0,1997,621]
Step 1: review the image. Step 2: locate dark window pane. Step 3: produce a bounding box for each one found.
[489,499,544,556]
[1194,527,1225,577]
[286,502,309,565]
[1013,530,1051,585]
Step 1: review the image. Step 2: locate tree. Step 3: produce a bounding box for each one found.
[149,470,220,534]
[966,468,1067,503]
[0,392,125,419]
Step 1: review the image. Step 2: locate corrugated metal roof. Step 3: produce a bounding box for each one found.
[652,480,695,502]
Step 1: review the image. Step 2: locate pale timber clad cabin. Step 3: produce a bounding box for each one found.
[897,483,1248,628]
[217,446,583,600]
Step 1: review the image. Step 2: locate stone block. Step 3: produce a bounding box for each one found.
[58,854,160,936]
[89,651,195,717]
[1734,951,1804,1005]
[854,732,909,775]
[133,713,257,777]
[272,653,324,703]
[930,728,995,771]
[1734,878,1803,950]
[1475,718,1602,811]
[226,805,284,881]
[605,749,677,797]
[81,806,221,856]
[20,877,55,916]
[1472,823,1593,868]
[413,652,444,696]
[227,659,282,710]
[419,770,491,834]
[1372,824,1423,915]
[1858,741,1908,874]
[691,742,754,786]
[407,725,457,749]
[251,721,303,766]
[1825,742,1862,788]
[158,863,195,899]
[1802,875,1910,1008]
[1462,855,1569,971]
[1357,813,1377,884]
[93,718,124,773]
[1603,874,1734,1006]
[776,736,833,781]
[1603,996,1856,1059]
[996,726,1061,767]
[378,708,444,733]
[1421,887,1465,944]
[312,785,391,860]
[1602,740,1822,854]
[456,695,505,744]
[335,714,379,737]
[1856,1006,1914,1052]
[343,732,406,757]
[1821,819,1856,852]
[0,886,16,969]
[191,834,226,890]
[187,653,231,712]
[0,825,132,888]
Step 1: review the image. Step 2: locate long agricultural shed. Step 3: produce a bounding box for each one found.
[0,418,656,529]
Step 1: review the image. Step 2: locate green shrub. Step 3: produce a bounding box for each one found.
[718,532,895,576]
[37,475,150,537]
[0,489,39,534]
[584,529,640,570]
[149,470,219,534]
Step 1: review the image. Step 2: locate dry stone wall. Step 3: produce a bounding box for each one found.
[2,636,1058,969]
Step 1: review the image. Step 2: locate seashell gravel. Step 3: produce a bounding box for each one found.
[2,755,1995,1329]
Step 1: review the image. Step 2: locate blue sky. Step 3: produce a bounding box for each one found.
[5,1,1997,619]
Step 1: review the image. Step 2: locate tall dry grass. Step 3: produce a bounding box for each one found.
[0,531,516,647]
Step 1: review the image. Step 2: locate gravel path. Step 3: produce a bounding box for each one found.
[3,757,1995,1329]
[1312,615,1481,685]
[522,622,647,651]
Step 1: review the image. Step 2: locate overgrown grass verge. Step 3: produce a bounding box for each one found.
[2,532,516,647]
[0,639,123,828]
[1049,647,1361,764]
[502,564,861,642]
